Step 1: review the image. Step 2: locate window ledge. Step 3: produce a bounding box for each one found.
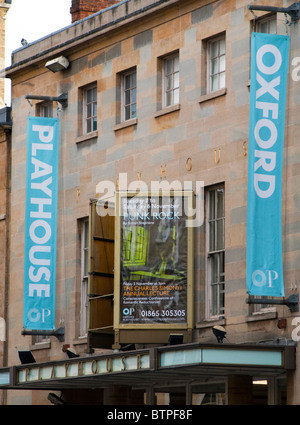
[76,130,98,144]
[73,336,87,346]
[196,317,226,329]
[246,311,277,323]
[198,88,227,104]
[113,118,138,132]
[30,341,51,351]
[154,103,181,118]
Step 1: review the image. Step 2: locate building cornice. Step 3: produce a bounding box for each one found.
[2,0,184,78]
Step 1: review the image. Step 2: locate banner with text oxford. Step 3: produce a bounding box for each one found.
[247,33,289,297]
[23,117,59,330]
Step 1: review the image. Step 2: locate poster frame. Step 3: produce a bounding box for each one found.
[114,190,194,331]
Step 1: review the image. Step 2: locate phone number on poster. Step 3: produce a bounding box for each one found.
[140,309,186,318]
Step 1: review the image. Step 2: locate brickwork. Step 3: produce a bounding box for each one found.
[70,0,120,22]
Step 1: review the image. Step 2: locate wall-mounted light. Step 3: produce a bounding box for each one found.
[18,350,36,364]
[212,326,226,343]
[45,56,69,73]
[168,334,184,345]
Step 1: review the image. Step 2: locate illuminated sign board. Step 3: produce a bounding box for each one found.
[114,191,193,331]
[17,353,150,384]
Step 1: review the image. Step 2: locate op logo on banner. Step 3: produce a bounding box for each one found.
[247,33,289,297]
[23,117,59,330]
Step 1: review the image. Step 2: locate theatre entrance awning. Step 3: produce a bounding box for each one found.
[0,343,295,391]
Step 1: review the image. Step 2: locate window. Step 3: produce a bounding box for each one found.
[122,69,137,121]
[251,296,275,314]
[256,15,277,34]
[206,185,225,318]
[80,219,89,336]
[37,101,53,118]
[163,53,179,107]
[83,85,97,134]
[207,35,226,93]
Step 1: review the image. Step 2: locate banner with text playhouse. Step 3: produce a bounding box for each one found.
[247,33,289,297]
[23,117,59,330]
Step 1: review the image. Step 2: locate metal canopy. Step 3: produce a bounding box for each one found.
[0,342,295,391]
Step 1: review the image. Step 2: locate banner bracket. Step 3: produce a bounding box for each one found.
[25,93,68,109]
[21,327,65,342]
[246,294,299,312]
[248,3,300,24]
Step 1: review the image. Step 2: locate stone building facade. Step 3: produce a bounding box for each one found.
[1,0,300,405]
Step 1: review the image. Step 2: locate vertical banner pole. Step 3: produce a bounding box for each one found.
[247,33,289,297]
[23,117,59,330]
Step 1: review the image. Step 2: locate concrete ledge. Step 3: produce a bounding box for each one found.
[76,130,98,144]
[154,103,180,118]
[198,88,227,104]
[113,118,138,131]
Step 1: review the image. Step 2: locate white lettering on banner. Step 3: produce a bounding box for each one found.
[254,44,282,199]
[27,125,54,310]
[252,269,279,288]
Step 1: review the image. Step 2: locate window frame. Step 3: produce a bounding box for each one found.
[83,84,97,135]
[37,101,53,118]
[162,52,180,108]
[207,34,226,93]
[206,184,225,320]
[80,218,89,337]
[255,14,277,34]
[121,68,137,122]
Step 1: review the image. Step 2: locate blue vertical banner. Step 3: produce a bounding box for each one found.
[23,117,59,329]
[247,33,289,297]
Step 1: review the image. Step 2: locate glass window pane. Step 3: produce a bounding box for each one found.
[125,74,131,89]
[125,89,131,105]
[87,89,92,103]
[217,188,224,218]
[174,88,179,104]
[216,219,224,250]
[210,254,218,284]
[131,72,136,87]
[219,55,226,73]
[209,190,215,220]
[174,72,179,89]
[211,287,219,316]
[260,21,268,33]
[87,103,92,118]
[209,221,215,252]
[219,251,225,282]
[269,19,277,34]
[86,119,91,134]
[131,103,136,118]
[166,58,173,75]
[166,91,172,107]
[125,105,131,120]
[219,72,225,89]
[174,55,179,71]
[93,118,97,131]
[132,87,136,103]
[166,75,173,91]
[211,75,218,92]
[211,40,218,58]
[211,58,218,75]
[219,38,225,55]
[93,102,97,116]
[93,87,97,101]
